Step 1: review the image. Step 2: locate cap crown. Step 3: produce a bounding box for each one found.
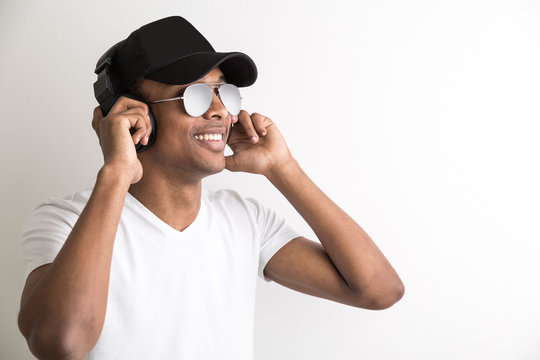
[137,16,215,72]
[111,16,215,91]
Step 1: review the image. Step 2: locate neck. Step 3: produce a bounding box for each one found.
[128,169,203,233]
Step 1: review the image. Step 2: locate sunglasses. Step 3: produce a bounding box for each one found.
[149,82,242,117]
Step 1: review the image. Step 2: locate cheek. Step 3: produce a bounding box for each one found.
[156,116,192,142]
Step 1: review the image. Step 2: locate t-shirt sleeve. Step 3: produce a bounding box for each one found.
[20,200,79,280]
[245,197,303,283]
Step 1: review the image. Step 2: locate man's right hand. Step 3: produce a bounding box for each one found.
[92,97,153,184]
[19,99,150,358]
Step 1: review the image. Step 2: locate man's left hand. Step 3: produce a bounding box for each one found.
[225,110,295,177]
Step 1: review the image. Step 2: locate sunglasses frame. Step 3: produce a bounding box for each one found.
[148,82,242,116]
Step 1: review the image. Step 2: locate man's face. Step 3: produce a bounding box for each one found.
[140,67,232,180]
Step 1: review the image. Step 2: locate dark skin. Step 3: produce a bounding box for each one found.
[18,66,404,359]
[124,68,294,231]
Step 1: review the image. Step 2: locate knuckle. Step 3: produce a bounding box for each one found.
[116,96,127,105]
[138,107,148,117]
[92,116,102,130]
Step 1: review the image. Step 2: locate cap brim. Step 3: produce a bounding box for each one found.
[145,52,257,87]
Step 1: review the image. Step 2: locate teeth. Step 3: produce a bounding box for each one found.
[195,134,222,141]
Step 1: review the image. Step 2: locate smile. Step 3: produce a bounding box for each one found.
[193,132,226,151]
[194,134,223,141]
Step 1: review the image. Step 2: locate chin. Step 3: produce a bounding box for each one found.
[194,157,226,178]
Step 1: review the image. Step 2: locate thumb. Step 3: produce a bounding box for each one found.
[224,155,241,172]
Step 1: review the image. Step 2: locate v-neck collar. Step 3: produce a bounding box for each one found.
[125,190,206,237]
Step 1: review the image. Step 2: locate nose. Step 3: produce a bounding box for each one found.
[202,88,229,120]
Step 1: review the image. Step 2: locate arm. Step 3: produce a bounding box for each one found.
[266,160,404,309]
[18,168,131,359]
[226,111,404,310]
[18,99,152,359]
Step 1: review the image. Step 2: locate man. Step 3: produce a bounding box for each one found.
[18,16,404,359]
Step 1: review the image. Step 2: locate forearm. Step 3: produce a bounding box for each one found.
[18,165,131,358]
[267,159,404,307]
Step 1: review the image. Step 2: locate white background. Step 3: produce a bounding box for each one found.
[1,0,539,359]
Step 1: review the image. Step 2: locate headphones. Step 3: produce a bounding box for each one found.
[93,42,157,153]
[94,43,236,153]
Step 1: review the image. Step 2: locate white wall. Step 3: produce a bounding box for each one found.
[1,0,539,359]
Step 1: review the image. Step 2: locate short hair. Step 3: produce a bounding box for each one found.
[127,77,148,102]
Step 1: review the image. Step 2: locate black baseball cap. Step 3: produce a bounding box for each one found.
[108,16,258,92]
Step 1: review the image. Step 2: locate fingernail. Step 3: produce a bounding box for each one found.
[251,136,258,143]
[262,131,267,136]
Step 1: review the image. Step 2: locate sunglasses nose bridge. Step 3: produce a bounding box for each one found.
[203,85,228,118]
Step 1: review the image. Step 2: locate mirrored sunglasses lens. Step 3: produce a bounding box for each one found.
[184,83,212,117]
[219,84,241,116]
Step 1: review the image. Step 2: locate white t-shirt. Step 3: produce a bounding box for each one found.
[20,187,301,359]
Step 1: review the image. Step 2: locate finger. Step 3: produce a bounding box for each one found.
[113,108,149,144]
[250,112,269,136]
[129,114,150,144]
[143,113,153,145]
[227,121,253,145]
[136,108,152,145]
[110,96,149,118]
[224,154,241,172]
[92,106,103,131]
[237,110,259,143]
[120,107,152,144]
[93,101,151,144]
[226,128,241,144]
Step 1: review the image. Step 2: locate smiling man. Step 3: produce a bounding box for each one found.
[17,16,404,360]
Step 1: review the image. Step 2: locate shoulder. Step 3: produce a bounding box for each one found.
[202,189,269,222]
[24,187,93,226]
[38,187,92,212]
[202,188,263,212]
